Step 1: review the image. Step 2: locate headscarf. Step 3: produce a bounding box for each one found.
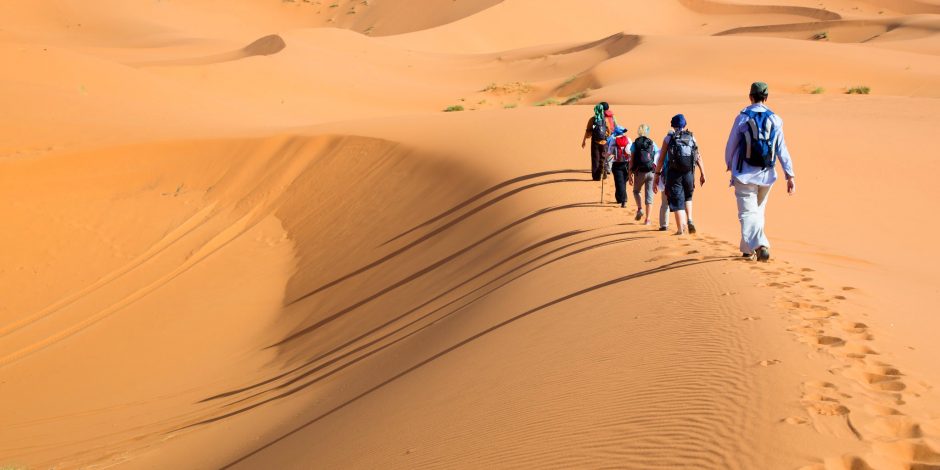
[594,103,605,123]
[670,114,687,129]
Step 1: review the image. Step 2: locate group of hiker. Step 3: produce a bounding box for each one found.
[581,81,796,262]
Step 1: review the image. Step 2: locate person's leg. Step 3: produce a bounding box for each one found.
[641,172,653,224]
[755,183,772,249]
[591,143,603,181]
[734,181,765,254]
[681,171,696,233]
[673,209,688,234]
[632,170,644,212]
[666,176,688,234]
[612,163,627,206]
[659,191,670,229]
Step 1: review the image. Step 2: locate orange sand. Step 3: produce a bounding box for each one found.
[1,1,939,469]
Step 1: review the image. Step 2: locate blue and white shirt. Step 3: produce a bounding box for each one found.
[724,104,795,186]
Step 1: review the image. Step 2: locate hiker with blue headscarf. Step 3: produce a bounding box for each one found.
[582,102,619,181]
[654,114,707,235]
[725,82,796,262]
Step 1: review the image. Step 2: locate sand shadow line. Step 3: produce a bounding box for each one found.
[203,257,734,470]
[288,176,592,305]
[203,228,646,403]
[211,237,649,412]
[381,169,589,247]
[275,202,604,348]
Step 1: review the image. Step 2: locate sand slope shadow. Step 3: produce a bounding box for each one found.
[136,34,286,67]
[679,0,841,20]
[714,18,940,42]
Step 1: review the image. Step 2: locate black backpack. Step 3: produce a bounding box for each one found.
[668,130,697,173]
[592,117,608,143]
[631,136,655,172]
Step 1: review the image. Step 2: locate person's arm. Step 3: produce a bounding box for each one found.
[696,153,707,186]
[653,136,670,193]
[775,118,796,195]
[725,114,745,172]
[582,117,593,148]
[694,137,707,186]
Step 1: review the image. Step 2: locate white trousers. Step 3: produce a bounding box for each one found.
[734,181,772,253]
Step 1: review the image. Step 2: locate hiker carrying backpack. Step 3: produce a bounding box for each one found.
[668,129,698,173]
[631,135,655,172]
[612,133,630,163]
[736,108,778,171]
[582,102,618,181]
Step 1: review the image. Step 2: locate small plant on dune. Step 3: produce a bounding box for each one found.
[846,86,871,95]
[562,91,588,105]
[812,31,828,40]
[559,75,578,89]
[444,105,465,112]
[481,82,534,95]
[504,103,518,109]
[810,87,825,94]
[534,98,560,107]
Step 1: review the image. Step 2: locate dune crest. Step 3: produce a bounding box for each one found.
[679,0,842,20]
[2,1,940,469]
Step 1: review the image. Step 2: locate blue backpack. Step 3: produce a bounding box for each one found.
[737,109,778,171]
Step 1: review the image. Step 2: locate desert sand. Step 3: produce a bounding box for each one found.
[1,1,939,469]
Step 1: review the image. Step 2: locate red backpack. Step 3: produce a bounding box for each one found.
[611,135,630,163]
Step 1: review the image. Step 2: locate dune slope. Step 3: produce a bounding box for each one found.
[2,1,940,469]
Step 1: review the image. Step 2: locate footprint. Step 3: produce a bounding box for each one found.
[864,403,901,416]
[871,441,940,465]
[866,416,923,439]
[817,336,846,347]
[759,359,782,367]
[783,416,810,425]
[841,286,856,291]
[807,401,850,416]
[833,295,847,300]
[870,380,906,392]
[741,316,760,321]
[842,343,878,356]
[840,322,869,334]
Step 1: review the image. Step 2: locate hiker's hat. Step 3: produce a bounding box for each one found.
[600,101,610,111]
[613,126,627,136]
[670,114,686,129]
[750,81,769,96]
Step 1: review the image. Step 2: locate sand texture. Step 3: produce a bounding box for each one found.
[1,1,939,469]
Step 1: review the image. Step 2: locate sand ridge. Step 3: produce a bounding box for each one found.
[1,1,939,469]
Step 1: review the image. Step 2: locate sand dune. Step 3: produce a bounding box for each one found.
[2,0,940,469]
[679,0,843,20]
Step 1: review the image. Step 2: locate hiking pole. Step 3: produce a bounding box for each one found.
[600,163,607,203]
